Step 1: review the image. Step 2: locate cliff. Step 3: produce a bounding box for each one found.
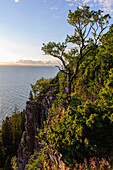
[17,90,56,170]
[17,86,72,170]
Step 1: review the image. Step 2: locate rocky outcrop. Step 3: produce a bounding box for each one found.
[17,90,56,170]
[17,88,71,170]
[43,141,73,170]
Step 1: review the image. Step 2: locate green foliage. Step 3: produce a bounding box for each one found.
[56,71,68,104]
[74,25,113,101]
[29,10,113,167]
[31,77,52,97]
[42,6,110,98]
[4,155,12,170]
[29,90,33,100]
[42,42,67,57]
[24,25,113,168]
[67,5,110,46]
[11,156,18,170]
[1,108,25,169]
[0,129,5,168]
[26,129,49,170]
[49,73,59,95]
[47,99,113,164]
[2,111,25,156]
[25,12,113,170]
[25,146,49,170]
[2,117,13,155]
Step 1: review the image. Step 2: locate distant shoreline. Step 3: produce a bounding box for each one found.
[0,60,59,66]
[0,63,58,66]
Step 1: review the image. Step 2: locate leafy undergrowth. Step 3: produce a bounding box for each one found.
[47,96,113,165]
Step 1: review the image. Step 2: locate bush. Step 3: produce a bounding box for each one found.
[47,99,113,164]
[31,77,52,97]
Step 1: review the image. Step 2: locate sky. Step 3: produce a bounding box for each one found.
[0,0,113,63]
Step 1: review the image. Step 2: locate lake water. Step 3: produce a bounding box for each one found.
[0,65,58,126]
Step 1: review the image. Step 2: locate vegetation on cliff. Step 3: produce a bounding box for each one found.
[26,6,113,169]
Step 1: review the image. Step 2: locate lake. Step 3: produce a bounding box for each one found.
[0,65,58,126]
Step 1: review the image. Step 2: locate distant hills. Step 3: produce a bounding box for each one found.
[16,59,59,66]
[16,60,58,65]
[0,59,59,66]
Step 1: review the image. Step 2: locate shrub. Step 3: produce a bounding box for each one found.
[47,99,113,164]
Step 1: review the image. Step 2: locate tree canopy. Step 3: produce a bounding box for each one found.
[42,5,111,98]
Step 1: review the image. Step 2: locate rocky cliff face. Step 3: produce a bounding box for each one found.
[17,89,71,170]
[17,90,56,170]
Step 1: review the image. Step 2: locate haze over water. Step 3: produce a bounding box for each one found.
[0,65,58,126]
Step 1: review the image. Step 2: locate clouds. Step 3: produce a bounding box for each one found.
[14,0,20,3]
[65,0,74,6]
[97,0,113,13]
[65,0,113,14]
[83,0,91,3]
[53,14,59,19]
[83,0,113,13]
[68,3,74,6]
[50,5,59,19]
[16,59,59,66]
[84,0,113,13]
[50,6,58,10]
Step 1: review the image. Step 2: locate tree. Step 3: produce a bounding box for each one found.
[31,77,52,97]
[1,110,25,169]
[42,6,110,99]
[29,90,33,100]
[0,129,5,168]
[2,117,13,150]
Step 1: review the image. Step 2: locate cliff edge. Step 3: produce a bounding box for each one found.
[17,90,56,170]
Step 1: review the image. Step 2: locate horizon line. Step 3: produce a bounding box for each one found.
[0,62,59,66]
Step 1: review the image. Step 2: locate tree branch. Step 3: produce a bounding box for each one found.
[71,45,96,82]
[55,65,68,74]
[95,26,108,44]
[71,55,83,82]
[84,24,93,40]
[83,46,96,58]
[52,54,69,72]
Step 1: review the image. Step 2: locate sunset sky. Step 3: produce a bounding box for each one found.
[0,0,113,63]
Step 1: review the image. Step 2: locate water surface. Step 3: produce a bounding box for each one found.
[0,65,58,126]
